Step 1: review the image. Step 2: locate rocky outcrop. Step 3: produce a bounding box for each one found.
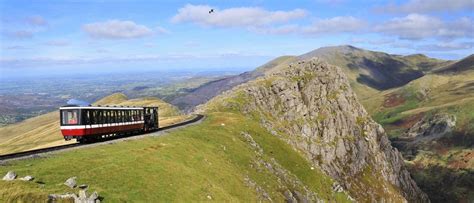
[405,113,456,141]
[201,58,428,202]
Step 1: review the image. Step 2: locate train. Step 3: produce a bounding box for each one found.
[59,105,159,143]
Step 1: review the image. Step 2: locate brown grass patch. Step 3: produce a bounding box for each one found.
[383,93,405,108]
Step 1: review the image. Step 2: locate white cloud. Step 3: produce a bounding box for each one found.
[416,42,474,51]
[171,4,307,28]
[25,15,48,26]
[82,20,153,39]
[376,0,474,13]
[155,26,170,34]
[253,16,366,35]
[302,16,367,34]
[8,30,34,39]
[375,14,474,40]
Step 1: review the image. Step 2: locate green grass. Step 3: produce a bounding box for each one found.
[0,112,349,202]
[372,86,420,125]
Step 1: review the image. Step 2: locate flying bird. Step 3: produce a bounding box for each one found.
[209,9,214,14]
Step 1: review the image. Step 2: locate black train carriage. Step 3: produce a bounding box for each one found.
[60,106,159,143]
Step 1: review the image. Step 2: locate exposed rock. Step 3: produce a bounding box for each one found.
[406,113,456,140]
[244,175,272,201]
[64,177,77,188]
[89,191,100,202]
[48,193,77,201]
[51,190,100,203]
[19,175,34,181]
[201,58,429,202]
[2,171,16,181]
[332,183,344,193]
[79,190,88,199]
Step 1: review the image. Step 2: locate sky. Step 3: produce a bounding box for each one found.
[1,0,473,78]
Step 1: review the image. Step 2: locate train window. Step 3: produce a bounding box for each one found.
[91,110,96,124]
[62,110,79,125]
[110,110,114,123]
[84,110,90,125]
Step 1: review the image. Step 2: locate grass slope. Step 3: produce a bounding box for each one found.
[0,93,182,155]
[0,112,349,202]
[359,67,474,201]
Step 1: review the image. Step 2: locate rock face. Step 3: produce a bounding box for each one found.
[406,113,456,140]
[202,58,429,202]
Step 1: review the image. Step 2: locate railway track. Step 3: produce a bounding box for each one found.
[0,114,204,162]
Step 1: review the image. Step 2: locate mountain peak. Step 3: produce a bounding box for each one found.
[201,58,428,202]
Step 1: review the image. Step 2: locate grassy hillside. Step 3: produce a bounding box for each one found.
[0,93,182,155]
[0,112,350,202]
[358,56,474,201]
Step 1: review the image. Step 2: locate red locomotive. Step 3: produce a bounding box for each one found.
[59,106,159,143]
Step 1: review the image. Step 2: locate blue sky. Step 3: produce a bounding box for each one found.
[1,0,473,77]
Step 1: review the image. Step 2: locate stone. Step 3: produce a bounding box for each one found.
[64,177,77,188]
[89,191,99,201]
[332,183,344,193]
[79,190,88,199]
[79,184,88,189]
[19,175,34,181]
[206,195,212,200]
[2,171,16,181]
[48,193,77,201]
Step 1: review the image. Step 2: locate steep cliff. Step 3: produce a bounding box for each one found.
[201,58,428,202]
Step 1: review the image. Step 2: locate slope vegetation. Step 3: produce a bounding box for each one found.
[0,93,181,155]
[359,55,474,202]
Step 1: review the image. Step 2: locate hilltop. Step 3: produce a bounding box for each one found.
[172,45,451,111]
[0,93,182,155]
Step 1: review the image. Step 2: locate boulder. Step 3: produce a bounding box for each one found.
[64,177,77,188]
[19,175,34,181]
[2,171,16,181]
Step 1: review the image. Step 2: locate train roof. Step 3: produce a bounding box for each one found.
[60,106,147,110]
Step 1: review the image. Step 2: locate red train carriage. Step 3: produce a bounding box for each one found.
[60,106,159,143]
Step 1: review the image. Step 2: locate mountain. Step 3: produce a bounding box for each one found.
[359,55,474,201]
[298,45,450,94]
[200,58,428,201]
[0,93,182,155]
[0,58,427,202]
[173,45,450,111]
[434,54,474,74]
[170,56,297,111]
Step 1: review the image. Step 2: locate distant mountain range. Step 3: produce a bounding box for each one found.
[172,45,463,111]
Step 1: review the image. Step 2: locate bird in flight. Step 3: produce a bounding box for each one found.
[209,9,214,14]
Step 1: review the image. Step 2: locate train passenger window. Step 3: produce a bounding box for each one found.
[91,110,96,124]
[62,110,79,125]
[84,110,90,125]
